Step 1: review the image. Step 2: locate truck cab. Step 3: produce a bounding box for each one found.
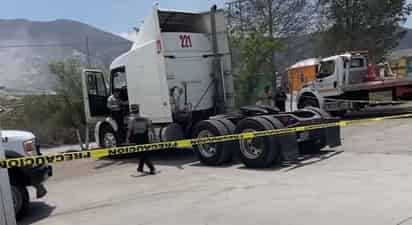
[297,52,371,113]
[82,4,234,148]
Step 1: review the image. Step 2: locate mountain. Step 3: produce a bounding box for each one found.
[0,19,132,93]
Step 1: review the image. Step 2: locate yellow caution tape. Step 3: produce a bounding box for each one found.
[1,113,412,169]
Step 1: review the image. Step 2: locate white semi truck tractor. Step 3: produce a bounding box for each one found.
[81,4,341,168]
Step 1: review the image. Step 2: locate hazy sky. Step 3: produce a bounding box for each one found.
[1,0,412,38]
[0,0,225,37]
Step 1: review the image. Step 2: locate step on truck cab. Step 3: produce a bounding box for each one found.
[82,4,341,168]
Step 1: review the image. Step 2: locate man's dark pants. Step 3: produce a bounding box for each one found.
[276,100,286,112]
[129,134,155,172]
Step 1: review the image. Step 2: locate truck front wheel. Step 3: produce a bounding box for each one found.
[99,126,118,148]
[192,120,232,166]
[299,98,319,109]
[11,185,29,220]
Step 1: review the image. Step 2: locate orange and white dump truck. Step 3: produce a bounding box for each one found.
[81,4,341,168]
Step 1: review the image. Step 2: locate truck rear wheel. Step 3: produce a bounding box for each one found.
[259,116,285,164]
[192,120,232,166]
[236,117,280,168]
[215,118,238,160]
[11,185,29,220]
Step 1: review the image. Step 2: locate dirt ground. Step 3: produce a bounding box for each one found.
[18,114,412,225]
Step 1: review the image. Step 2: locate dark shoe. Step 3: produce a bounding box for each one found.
[35,184,48,198]
[137,168,144,173]
[149,169,160,175]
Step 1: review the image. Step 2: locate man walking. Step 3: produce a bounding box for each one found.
[261,86,274,107]
[126,104,157,175]
[274,88,287,112]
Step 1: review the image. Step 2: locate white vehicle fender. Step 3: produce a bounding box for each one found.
[296,86,325,109]
[95,117,118,146]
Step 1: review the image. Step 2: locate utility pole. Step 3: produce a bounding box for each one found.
[268,0,273,38]
[86,36,91,68]
[239,0,244,37]
[210,5,225,114]
[267,0,277,93]
[84,36,91,150]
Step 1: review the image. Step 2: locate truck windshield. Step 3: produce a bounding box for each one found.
[317,60,335,79]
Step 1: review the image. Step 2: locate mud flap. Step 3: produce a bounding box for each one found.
[278,133,300,162]
[325,126,341,148]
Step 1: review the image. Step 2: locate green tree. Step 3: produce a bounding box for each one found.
[232,32,283,105]
[319,0,412,61]
[227,0,317,105]
[49,59,87,145]
[0,59,94,145]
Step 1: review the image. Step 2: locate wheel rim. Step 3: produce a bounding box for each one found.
[103,132,117,147]
[11,186,23,215]
[240,129,264,159]
[197,130,217,158]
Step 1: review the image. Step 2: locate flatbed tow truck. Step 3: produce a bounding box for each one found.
[297,52,412,116]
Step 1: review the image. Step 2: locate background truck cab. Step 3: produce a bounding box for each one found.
[297,52,380,115]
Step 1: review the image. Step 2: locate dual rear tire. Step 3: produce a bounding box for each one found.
[192,117,284,168]
[236,117,283,168]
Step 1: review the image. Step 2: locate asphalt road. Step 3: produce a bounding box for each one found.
[19,116,412,225]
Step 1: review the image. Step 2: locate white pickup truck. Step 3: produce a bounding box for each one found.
[2,130,52,220]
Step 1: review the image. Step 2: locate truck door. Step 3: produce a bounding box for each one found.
[81,69,109,123]
[315,59,340,97]
[347,56,368,85]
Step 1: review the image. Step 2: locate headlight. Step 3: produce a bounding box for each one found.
[23,139,35,156]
